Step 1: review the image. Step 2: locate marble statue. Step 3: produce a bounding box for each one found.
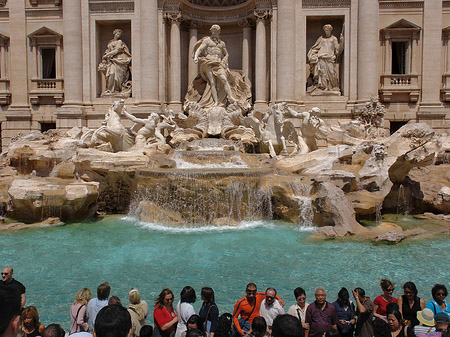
[357,97,386,138]
[307,24,344,95]
[85,99,133,152]
[98,29,132,97]
[185,24,251,110]
[124,108,176,148]
[293,107,328,153]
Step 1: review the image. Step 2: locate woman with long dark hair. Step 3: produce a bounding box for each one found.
[199,287,219,337]
[175,286,197,337]
[332,288,355,337]
[397,282,425,327]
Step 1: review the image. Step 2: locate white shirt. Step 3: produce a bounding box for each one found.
[288,303,309,323]
[175,301,195,337]
[260,299,285,327]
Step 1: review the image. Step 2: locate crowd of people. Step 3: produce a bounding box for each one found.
[2,266,450,337]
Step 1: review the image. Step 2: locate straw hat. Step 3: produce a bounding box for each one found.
[417,308,436,326]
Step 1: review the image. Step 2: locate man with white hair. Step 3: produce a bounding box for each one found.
[304,287,338,337]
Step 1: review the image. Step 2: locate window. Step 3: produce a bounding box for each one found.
[41,48,56,79]
[391,41,409,75]
[40,122,56,132]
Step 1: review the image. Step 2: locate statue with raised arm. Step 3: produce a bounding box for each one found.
[98,29,132,97]
[307,24,344,95]
[185,24,251,110]
[293,107,328,153]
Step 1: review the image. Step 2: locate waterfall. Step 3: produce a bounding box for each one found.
[288,182,314,227]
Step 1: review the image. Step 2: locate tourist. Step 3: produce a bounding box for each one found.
[70,288,92,334]
[109,296,123,306]
[2,266,26,307]
[127,288,148,337]
[414,308,436,335]
[259,288,285,329]
[93,305,132,337]
[186,330,204,337]
[352,288,374,337]
[288,287,309,329]
[181,315,204,337]
[433,313,450,334]
[332,288,355,337]
[374,279,397,320]
[87,282,111,330]
[272,314,303,337]
[304,287,338,337]
[373,317,391,337]
[232,283,283,336]
[214,314,233,337]
[140,326,153,337]
[426,284,450,316]
[250,317,268,337]
[19,306,45,337]
[175,287,197,337]
[153,288,177,337]
[199,287,219,337]
[42,324,65,337]
[386,309,414,337]
[397,282,425,327]
[0,286,22,337]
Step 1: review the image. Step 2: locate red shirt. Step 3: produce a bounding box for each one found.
[154,304,176,332]
[373,295,397,317]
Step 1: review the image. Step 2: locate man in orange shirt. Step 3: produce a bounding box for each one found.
[232,283,284,336]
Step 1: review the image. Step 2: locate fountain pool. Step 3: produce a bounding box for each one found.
[1,216,449,331]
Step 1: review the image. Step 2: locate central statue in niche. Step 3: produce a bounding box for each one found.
[185,24,252,111]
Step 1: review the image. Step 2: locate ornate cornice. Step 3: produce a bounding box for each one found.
[253,9,271,20]
[25,8,63,18]
[302,0,350,8]
[379,1,423,9]
[89,1,135,13]
[30,0,61,5]
[164,11,182,22]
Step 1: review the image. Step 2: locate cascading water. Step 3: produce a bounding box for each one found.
[288,182,314,227]
[396,184,409,218]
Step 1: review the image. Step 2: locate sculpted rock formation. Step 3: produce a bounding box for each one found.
[98,29,132,97]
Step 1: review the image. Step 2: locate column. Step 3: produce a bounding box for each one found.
[167,12,182,110]
[239,19,252,83]
[419,0,443,111]
[357,0,378,103]
[188,21,200,85]
[254,10,269,106]
[140,0,159,105]
[62,0,83,105]
[276,0,295,102]
[0,44,6,79]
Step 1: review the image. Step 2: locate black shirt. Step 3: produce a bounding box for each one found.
[2,278,26,294]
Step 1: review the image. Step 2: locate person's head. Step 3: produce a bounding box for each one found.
[74,288,92,307]
[293,288,306,307]
[97,282,111,301]
[155,288,174,308]
[128,288,141,305]
[180,286,196,304]
[214,313,233,337]
[416,308,436,327]
[246,283,257,302]
[434,313,450,331]
[201,287,215,304]
[186,329,204,337]
[387,310,403,331]
[0,286,21,337]
[140,326,153,337]
[94,305,131,337]
[21,306,40,329]
[186,315,202,332]
[1,267,13,283]
[337,288,349,306]
[113,29,122,39]
[252,317,267,337]
[386,303,399,316]
[402,282,418,300]
[42,324,65,337]
[315,287,327,305]
[109,296,122,306]
[431,284,448,303]
[265,287,277,306]
[272,314,303,337]
[354,287,366,300]
[323,24,333,36]
[373,318,391,337]
[380,279,394,297]
[210,25,221,36]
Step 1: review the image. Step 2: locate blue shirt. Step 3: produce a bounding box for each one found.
[426,300,450,316]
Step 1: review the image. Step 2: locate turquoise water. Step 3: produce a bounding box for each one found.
[1,216,449,331]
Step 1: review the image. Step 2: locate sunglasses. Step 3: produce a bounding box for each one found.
[1,273,9,275]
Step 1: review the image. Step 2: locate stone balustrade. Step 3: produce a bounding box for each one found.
[379,74,420,102]
[29,78,64,105]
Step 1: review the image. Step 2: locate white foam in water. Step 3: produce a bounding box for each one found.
[121,216,313,233]
[173,153,249,169]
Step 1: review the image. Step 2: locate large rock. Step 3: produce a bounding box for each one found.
[8,178,99,223]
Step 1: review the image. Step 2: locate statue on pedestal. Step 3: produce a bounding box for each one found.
[98,29,132,97]
[307,24,344,95]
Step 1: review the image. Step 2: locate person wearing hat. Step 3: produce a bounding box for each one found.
[414,308,436,335]
[434,313,450,333]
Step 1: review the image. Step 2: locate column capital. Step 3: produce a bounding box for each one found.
[164,11,181,23]
[253,9,272,21]
[238,17,255,28]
